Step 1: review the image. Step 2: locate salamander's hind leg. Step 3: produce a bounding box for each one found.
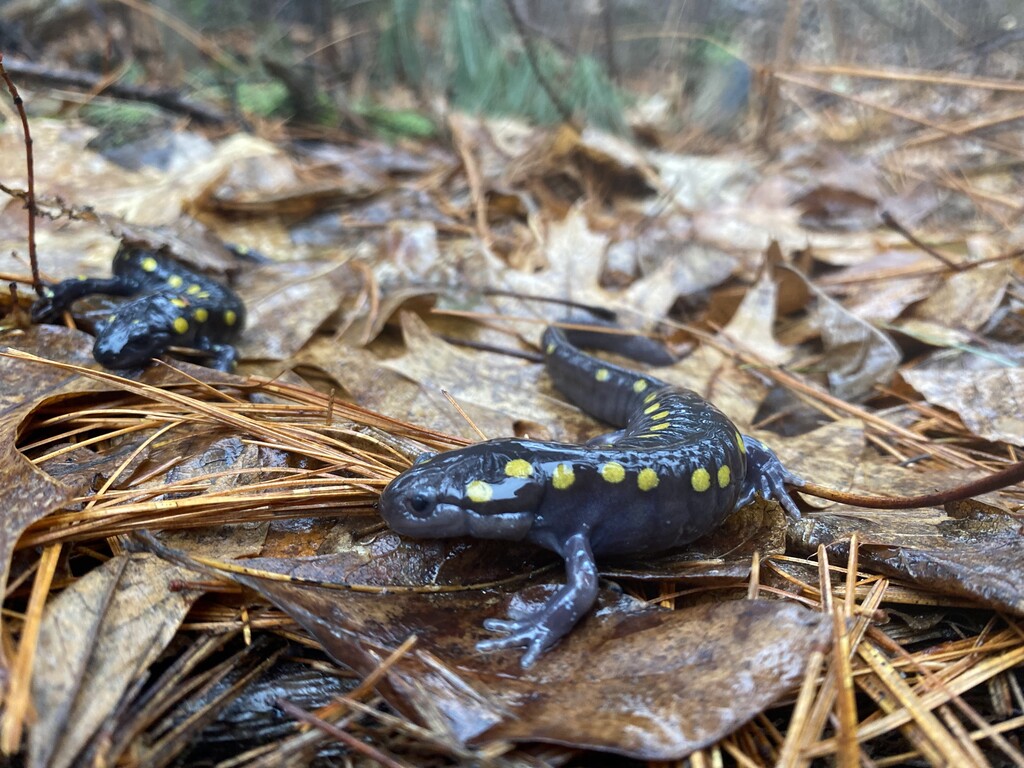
[738,435,805,518]
[477,532,598,667]
[586,429,626,447]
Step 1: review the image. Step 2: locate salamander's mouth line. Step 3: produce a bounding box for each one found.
[388,503,534,539]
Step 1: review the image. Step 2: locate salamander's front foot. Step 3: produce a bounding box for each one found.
[476,531,599,667]
[477,612,569,668]
[740,435,806,519]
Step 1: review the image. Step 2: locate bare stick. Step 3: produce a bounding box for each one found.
[0,52,41,295]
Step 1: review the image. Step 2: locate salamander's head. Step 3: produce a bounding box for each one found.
[379,442,544,541]
[93,296,175,369]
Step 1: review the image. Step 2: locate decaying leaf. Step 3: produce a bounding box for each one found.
[28,554,202,768]
[196,559,830,760]
[792,504,1024,616]
[901,366,1024,446]
[807,274,901,401]
[720,268,793,366]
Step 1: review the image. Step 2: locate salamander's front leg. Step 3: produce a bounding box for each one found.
[477,532,598,667]
[738,435,806,518]
[195,339,239,372]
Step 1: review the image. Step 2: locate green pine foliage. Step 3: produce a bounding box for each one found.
[376,0,628,131]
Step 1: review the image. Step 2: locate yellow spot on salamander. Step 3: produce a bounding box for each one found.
[106,314,116,323]
[718,465,731,488]
[600,462,625,483]
[633,379,648,393]
[651,411,669,420]
[691,467,711,492]
[505,459,533,478]
[595,368,610,382]
[466,480,493,503]
[77,274,87,281]
[737,432,745,453]
[167,274,184,289]
[552,463,575,490]
[195,308,209,322]
[224,310,237,326]
[644,392,658,404]
[172,317,189,334]
[187,284,202,295]
[140,257,158,272]
[546,342,556,355]
[170,298,187,308]
[644,403,660,414]
[637,468,659,491]
[650,423,670,431]
[197,291,210,299]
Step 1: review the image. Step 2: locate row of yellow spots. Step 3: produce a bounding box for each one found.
[167,298,236,336]
[463,457,661,503]
[542,339,651,396]
[140,259,237,336]
[463,453,735,504]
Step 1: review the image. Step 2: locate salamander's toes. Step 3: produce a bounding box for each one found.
[477,616,559,667]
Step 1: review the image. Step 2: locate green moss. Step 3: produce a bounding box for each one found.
[235,81,291,117]
[80,102,167,147]
[357,104,437,139]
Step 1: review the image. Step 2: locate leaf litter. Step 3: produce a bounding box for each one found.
[0,53,1023,768]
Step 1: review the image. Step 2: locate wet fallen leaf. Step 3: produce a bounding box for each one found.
[0,328,101,672]
[174,548,830,760]
[792,504,1024,616]
[379,313,594,441]
[236,260,361,360]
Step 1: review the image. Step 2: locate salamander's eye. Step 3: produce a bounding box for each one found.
[408,492,434,516]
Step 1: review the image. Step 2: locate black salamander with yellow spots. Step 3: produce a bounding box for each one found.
[32,245,245,370]
[379,325,804,666]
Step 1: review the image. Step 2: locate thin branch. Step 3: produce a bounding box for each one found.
[0,52,41,295]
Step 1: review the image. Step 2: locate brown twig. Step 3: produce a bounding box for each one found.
[0,53,41,296]
[276,699,411,768]
[879,210,960,270]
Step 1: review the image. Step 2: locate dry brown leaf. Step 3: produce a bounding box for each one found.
[901,366,1024,445]
[720,269,794,366]
[908,245,1012,331]
[808,276,901,401]
[380,313,593,441]
[28,554,201,768]
[236,260,361,360]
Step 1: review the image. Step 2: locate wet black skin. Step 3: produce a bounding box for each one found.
[32,245,245,370]
[379,326,804,666]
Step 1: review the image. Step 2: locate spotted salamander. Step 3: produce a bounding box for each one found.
[31,245,245,370]
[379,325,804,666]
